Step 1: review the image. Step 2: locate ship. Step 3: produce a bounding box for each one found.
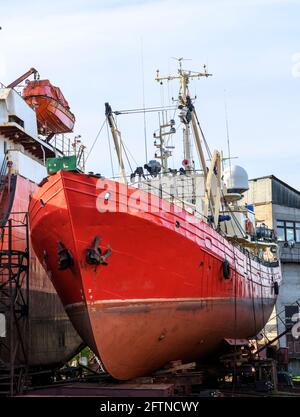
[0,68,83,373]
[28,60,282,380]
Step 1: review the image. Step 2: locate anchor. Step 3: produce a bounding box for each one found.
[86,236,112,266]
[57,241,74,270]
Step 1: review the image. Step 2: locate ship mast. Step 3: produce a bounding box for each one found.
[155,58,212,181]
[105,102,127,184]
[156,60,224,229]
[153,119,175,174]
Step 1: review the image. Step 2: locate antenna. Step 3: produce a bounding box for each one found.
[171,57,192,71]
[224,89,232,172]
[140,37,148,164]
[156,60,211,85]
[155,60,212,182]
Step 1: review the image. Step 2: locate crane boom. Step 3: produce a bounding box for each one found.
[7,67,39,88]
[105,102,127,184]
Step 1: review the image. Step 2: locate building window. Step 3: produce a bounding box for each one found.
[285,305,299,327]
[276,220,300,242]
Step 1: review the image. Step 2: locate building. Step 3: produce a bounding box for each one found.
[243,175,300,375]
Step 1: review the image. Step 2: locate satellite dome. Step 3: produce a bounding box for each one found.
[223,165,249,194]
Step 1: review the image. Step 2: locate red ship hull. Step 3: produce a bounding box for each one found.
[29,170,281,380]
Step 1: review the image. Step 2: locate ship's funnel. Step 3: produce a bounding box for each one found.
[223,165,249,194]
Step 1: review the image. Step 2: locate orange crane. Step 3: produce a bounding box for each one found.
[7,67,39,88]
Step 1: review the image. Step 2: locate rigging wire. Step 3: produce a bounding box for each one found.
[224,89,232,173]
[120,139,133,174]
[140,37,148,164]
[85,119,106,162]
[122,140,139,167]
[113,105,176,115]
[160,82,165,109]
[113,114,138,169]
[193,109,212,160]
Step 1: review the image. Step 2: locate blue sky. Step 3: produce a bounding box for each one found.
[1,0,300,190]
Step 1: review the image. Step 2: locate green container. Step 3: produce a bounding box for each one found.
[46,155,77,174]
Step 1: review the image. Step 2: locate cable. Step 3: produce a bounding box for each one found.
[122,140,138,167]
[114,105,176,115]
[140,38,148,164]
[193,108,212,159]
[224,89,232,172]
[160,83,165,109]
[120,140,133,174]
[85,119,106,162]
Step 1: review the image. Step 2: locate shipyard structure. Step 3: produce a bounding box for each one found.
[244,176,300,376]
[0,69,84,395]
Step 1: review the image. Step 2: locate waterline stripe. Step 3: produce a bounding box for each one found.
[64,296,272,311]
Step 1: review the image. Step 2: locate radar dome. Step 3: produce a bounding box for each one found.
[223,165,249,194]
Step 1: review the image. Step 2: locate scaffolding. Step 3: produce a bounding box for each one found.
[0,213,29,396]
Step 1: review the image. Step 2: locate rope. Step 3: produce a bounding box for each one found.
[85,119,106,162]
[160,83,165,108]
[122,140,139,167]
[193,108,212,159]
[114,105,176,115]
[120,140,133,174]
[140,38,148,164]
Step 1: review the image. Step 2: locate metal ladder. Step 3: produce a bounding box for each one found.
[0,214,30,396]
